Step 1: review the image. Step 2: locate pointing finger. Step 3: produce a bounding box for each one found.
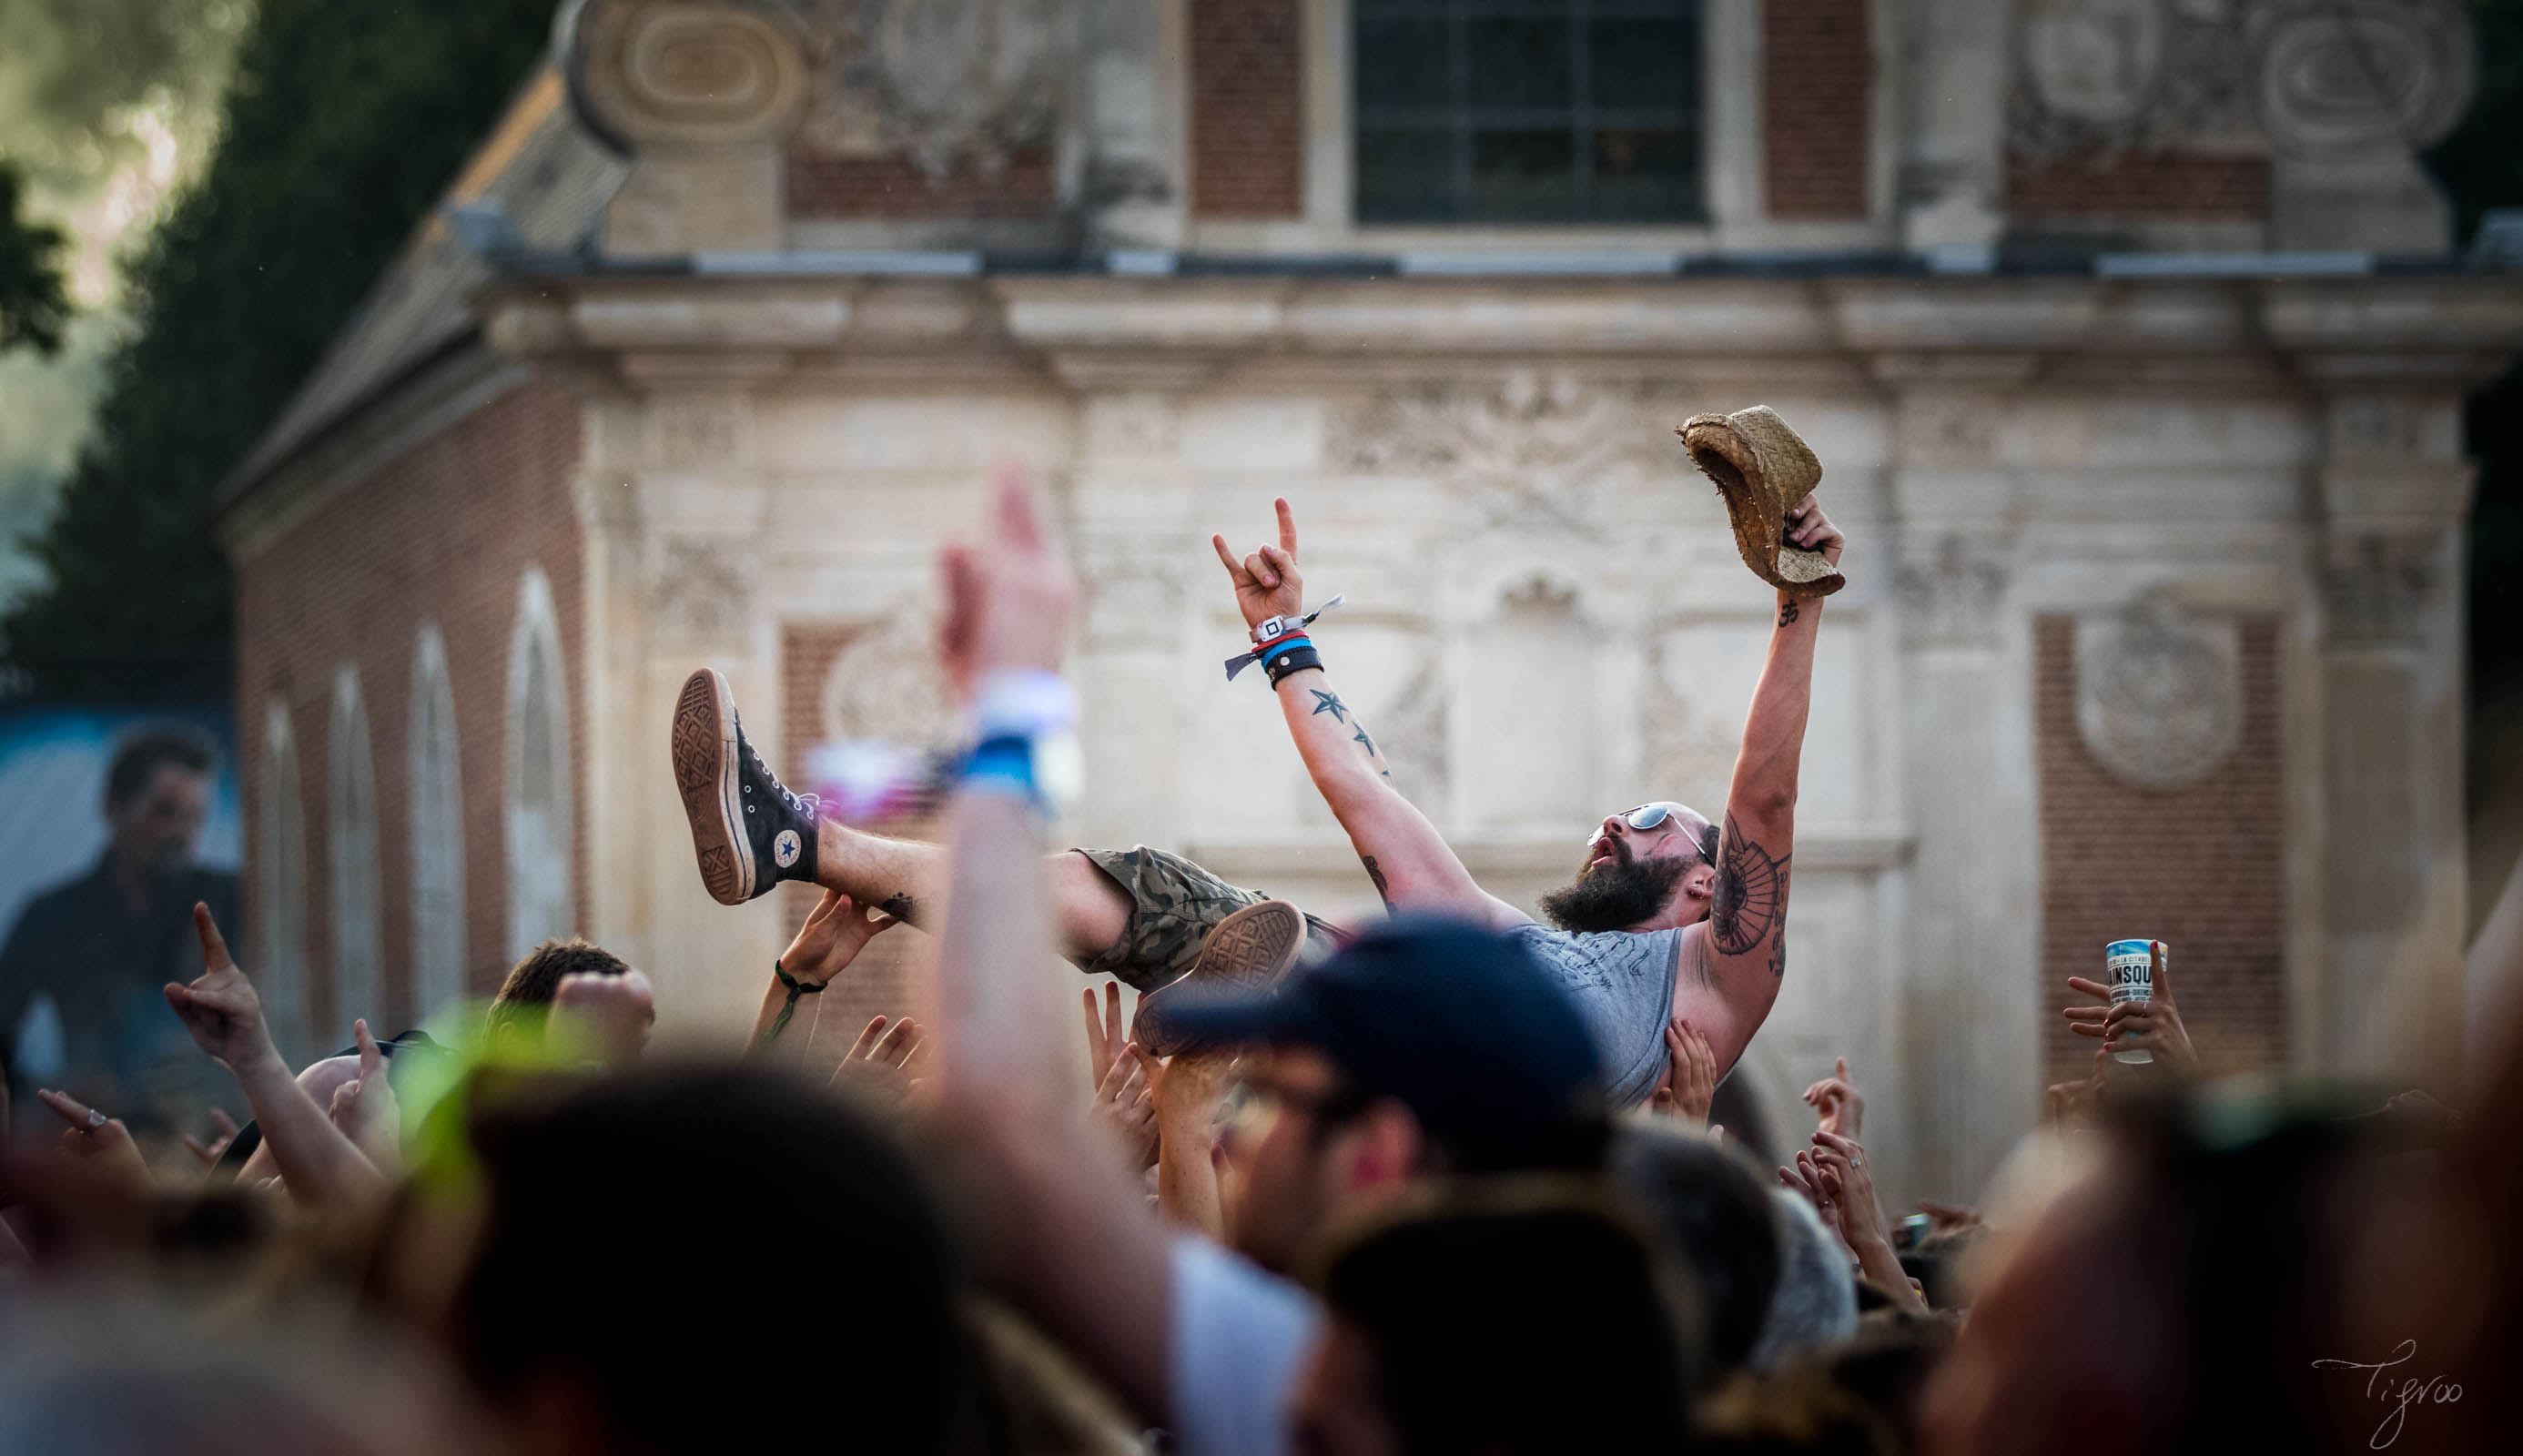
[354,1019,382,1080]
[193,902,232,972]
[1211,532,1245,579]
[1275,497,1298,556]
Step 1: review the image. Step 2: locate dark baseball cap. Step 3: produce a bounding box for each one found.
[1162,916,1607,1172]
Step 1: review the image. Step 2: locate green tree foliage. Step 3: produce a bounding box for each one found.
[0,0,556,700]
[0,163,70,356]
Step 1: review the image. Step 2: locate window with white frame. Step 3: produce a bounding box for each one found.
[506,567,574,959]
[258,700,311,1061]
[1353,0,1707,224]
[328,666,383,1035]
[410,624,467,1018]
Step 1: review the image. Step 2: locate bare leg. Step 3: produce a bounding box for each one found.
[816,819,1130,964]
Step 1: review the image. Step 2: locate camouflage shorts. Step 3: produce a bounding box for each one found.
[1069,845,1345,991]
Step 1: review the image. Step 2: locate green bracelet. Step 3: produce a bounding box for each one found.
[759,960,826,1047]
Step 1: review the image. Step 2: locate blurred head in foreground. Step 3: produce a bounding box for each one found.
[432,1062,961,1456]
[1296,1179,1704,1456]
[1167,917,1610,1274]
[1612,1121,1786,1375]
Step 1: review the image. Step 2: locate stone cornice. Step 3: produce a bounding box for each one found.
[475,272,2523,384]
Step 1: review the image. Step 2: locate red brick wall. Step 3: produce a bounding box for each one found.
[234,382,585,1039]
[785,149,1057,219]
[1191,0,1304,218]
[778,622,934,1071]
[1763,0,1869,219]
[2035,617,2287,1090]
[2009,153,2269,221]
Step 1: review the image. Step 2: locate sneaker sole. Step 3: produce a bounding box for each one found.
[671,667,754,905]
[1134,899,1307,1057]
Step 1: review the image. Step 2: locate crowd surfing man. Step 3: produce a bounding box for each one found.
[670,490,1842,1107]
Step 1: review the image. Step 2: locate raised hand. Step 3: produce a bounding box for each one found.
[1210,497,1304,631]
[326,1019,401,1170]
[162,903,280,1077]
[1802,1055,1864,1138]
[1806,1130,1889,1251]
[1786,494,1844,568]
[1090,1038,1158,1170]
[938,463,1076,702]
[781,889,897,987]
[832,1014,927,1109]
[1647,1016,1717,1127]
[552,969,656,1067]
[181,1107,240,1169]
[2062,941,2197,1075]
[35,1088,153,1197]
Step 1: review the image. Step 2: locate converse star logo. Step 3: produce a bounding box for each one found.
[774,829,802,869]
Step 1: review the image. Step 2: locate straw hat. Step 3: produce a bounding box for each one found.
[1677,406,1844,599]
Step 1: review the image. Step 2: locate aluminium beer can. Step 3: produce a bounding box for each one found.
[2104,939,2158,1065]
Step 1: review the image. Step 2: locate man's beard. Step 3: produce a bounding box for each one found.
[1538,841,1689,933]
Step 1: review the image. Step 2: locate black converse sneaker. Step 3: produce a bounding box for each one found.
[672,667,819,905]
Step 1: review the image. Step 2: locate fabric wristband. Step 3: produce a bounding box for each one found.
[1262,643,1322,687]
[966,667,1079,744]
[959,734,1049,813]
[758,959,827,1048]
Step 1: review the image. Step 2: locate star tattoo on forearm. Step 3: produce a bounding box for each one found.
[1310,689,1349,723]
[1353,725,1375,757]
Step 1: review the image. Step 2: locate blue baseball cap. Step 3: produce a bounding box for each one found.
[1161,916,1607,1171]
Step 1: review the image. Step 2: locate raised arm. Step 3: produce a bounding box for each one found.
[926,472,1174,1421]
[1681,496,1842,1071]
[163,905,387,1210]
[1212,500,1524,929]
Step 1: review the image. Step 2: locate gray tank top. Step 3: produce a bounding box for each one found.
[1507,924,1683,1108]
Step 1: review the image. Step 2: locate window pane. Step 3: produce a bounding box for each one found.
[1357,18,1452,109]
[1469,127,1576,218]
[1591,126,1699,219]
[1357,127,1456,221]
[1467,19,1570,108]
[1590,20,1696,108]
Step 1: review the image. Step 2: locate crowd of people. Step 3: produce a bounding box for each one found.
[0,453,2513,1456]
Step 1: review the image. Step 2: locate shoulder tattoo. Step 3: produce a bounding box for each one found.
[1708,814,1788,957]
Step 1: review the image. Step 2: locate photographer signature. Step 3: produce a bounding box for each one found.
[2311,1340,2462,1449]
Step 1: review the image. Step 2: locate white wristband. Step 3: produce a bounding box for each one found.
[966,668,1079,746]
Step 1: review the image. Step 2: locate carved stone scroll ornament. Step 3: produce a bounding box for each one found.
[2249,0,2475,159]
[571,1,811,147]
[2075,600,2241,790]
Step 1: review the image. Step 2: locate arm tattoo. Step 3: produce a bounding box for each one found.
[1778,600,1799,628]
[1309,689,1350,723]
[1768,925,1787,980]
[1708,814,1788,956]
[1353,725,1376,757]
[1361,854,1393,908]
[878,894,919,928]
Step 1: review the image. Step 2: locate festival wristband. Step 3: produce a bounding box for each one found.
[1262,643,1322,686]
[1226,596,1347,680]
[758,959,827,1048]
[966,668,1079,744]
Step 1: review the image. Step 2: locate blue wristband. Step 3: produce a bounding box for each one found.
[1259,634,1312,669]
[960,736,1043,809]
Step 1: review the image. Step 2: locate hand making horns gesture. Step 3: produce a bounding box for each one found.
[1211,497,1304,631]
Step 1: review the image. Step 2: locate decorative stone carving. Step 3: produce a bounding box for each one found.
[1376,655,1451,808]
[820,608,958,746]
[1641,639,1741,808]
[782,0,1063,176]
[2009,0,2258,161]
[2251,0,2474,159]
[1328,376,1661,538]
[2075,600,2241,788]
[2022,0,2170,126]
[653,536,752,642]
[2007,0,2477,164]
[574,2,811,147]
[1896,534,2009,648]
[2323,531,2441,648]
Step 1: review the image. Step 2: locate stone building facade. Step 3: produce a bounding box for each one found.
[218,0,2523,1205]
